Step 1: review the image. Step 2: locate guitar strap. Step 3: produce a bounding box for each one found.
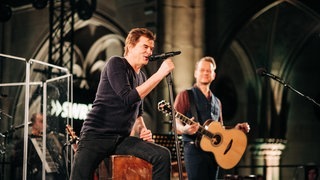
[187,89,199,122]
[187,89,202,148]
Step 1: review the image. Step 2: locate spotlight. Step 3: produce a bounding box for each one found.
[32,0,48,9]
[75,0,96,20]
[0,3,12,22]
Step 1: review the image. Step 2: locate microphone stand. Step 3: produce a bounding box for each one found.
[0,109,13,120]
[265,75,320,108]
[166,72,183,180]
[0,110,12,180]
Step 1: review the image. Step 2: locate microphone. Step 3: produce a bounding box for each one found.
[148,51,181,61]
[256,67,320,108]
[256,68,284,83]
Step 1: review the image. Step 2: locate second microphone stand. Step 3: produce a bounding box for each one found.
[265,73,320,108]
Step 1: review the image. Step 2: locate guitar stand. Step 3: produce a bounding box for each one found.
[165,72,184,180]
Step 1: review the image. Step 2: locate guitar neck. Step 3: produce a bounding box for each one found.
[174,111,207,135]
[157,100,213,137]
[66,125,79,152]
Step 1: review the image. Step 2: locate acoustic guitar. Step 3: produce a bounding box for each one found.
[158,100,247,169]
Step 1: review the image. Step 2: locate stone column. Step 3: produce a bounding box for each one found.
[250,138,287,180]
[162,0,205,94]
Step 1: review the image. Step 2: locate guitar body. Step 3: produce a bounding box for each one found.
[157,100,248,170]
[199,120,247,169]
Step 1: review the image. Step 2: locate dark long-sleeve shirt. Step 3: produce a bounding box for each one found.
[81,56,146,136]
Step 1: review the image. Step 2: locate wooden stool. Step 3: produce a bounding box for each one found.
[98,155,152,180]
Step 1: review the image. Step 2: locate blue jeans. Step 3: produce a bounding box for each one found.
[184,141,219,180]
[70,132,171,180]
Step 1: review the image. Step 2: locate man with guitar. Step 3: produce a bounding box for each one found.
[173,56,250,180]
[70,28,174,180]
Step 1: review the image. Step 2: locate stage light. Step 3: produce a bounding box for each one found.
[0,3,12,22]
[32,0,48,9]
[75,0,96,20]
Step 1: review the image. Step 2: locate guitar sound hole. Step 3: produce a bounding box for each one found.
[211,134,222,146]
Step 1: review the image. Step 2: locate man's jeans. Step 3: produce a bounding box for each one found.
[184,141,219,180]
[70,132,171,180]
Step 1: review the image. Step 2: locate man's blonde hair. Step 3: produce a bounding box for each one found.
[195,56,216,70]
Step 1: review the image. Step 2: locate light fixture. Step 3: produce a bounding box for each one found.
[32,0,48,9]
[75,0,96,20]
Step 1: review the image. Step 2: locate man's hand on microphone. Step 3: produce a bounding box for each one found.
[158,59,175,78]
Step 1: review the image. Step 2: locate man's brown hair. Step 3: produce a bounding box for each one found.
[124,28,156,56]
